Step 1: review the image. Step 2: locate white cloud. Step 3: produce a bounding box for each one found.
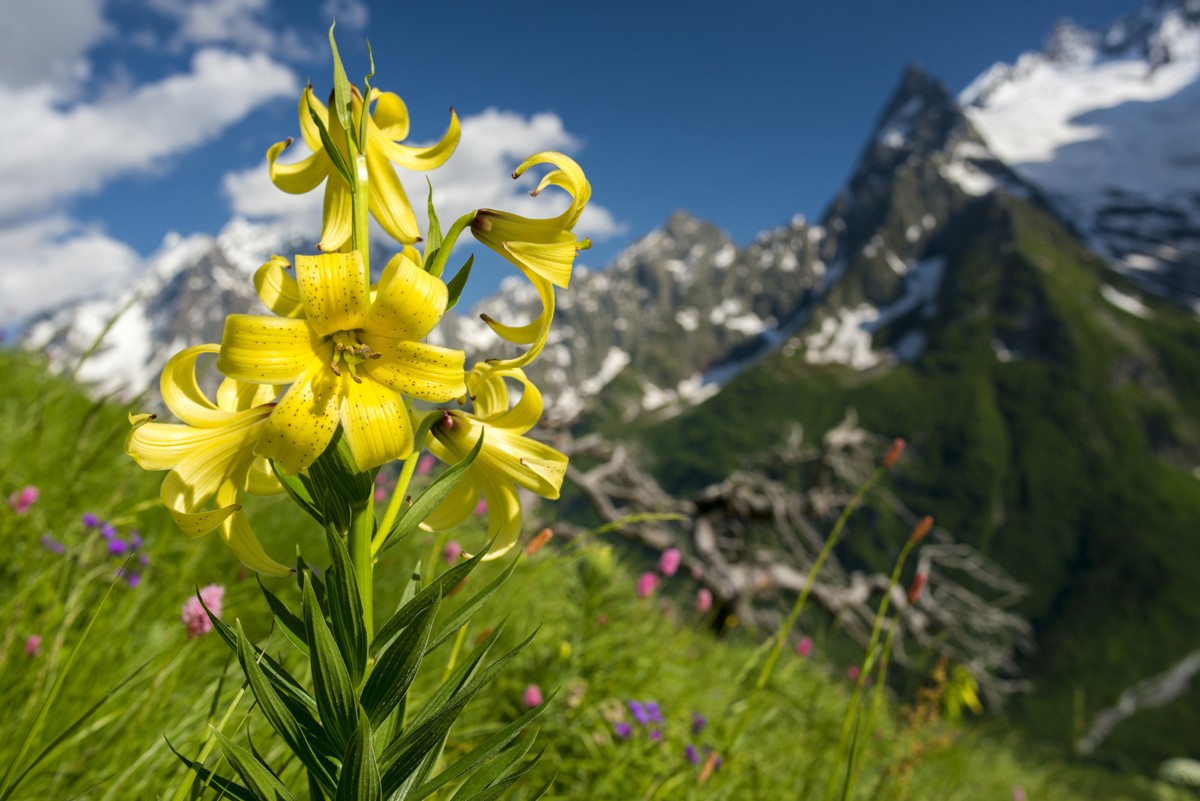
[0,0,110,89]
[321,0,369,30]
[0,49,297,224]
[0,216,142,320]
[146,0,276,52]
[222,106,624,242]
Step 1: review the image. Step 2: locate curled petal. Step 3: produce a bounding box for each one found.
[244,456,283,496]
[365,252,448,341]
[370,107,460,171]
[216,378,276,414]
[159,344,225,427]
[254,256,304,318]
[295,252,369,337]
[481,267,555,369]
[339,374,414,471]
[297,85,328,152]
[163,474,240,538]
[366,146,420,244]
[502,235,578,289]
[468,365,544,434]
[364,339,465,402]
[370,89,410,141]
[267,140,326,194]
[419,462,480,532]
[515,151,591,230]
[480,427,567,499]
[476,475,522,560]
[256,362,341,474]
[218,315,321,385]
[319,179,354,253]
[216,484,291,576]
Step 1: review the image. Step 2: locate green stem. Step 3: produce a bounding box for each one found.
[351,153,370,287]
[374,437,422,556]
[348,500,375,636]
[427,212,475,278]
[723,464,887,759]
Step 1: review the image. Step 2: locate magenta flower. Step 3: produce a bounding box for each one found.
[796,636,813,658]
[182,584,226,638]
[636,571,658,599]
[696,588,713,614]
[8,486,39,515]
[847,665,861,682]
[24,635,41,656]
[473,497,487,516]
[658,547,682,577]
[374,485,387,504]
[444,540,462,564]
[522,683,543,708]
[417,453,435,477]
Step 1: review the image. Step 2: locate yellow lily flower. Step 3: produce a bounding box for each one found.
[218,250,465,474]
[125,344,291,576]
[267,85,460,250]
[421,363,568,559]
[470,151,591,368]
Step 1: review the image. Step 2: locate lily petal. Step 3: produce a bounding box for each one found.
[480,426,567,498]
[319,179,354,253]
[369,89,410,141]
[297,85,328,152]
[256,361,341,474]
[420,467,480,532]
[295,252,369,337]
[267,141,326,194]
[477,474,522,560]
[365,144,420,244]
[159,344,226,427]
[515,151,591,230]
[216,483,291,576]
[339,373,414,470]
[481,268,555,368]
[469,366,543,434]
[364,338,465,402]
[370,107,460,171]
[254,256,304,318]
[365,252,448,341]
[218,314,321,385]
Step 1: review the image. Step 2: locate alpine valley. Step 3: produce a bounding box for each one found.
[23,0,1200,769]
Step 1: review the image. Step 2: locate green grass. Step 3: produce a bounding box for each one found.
[0,347,1194,800]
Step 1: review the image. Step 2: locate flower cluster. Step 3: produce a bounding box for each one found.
[125,73,590,570]
[611,699,722,774]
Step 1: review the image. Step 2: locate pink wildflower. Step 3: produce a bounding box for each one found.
[523,683,543,708]
[417,453,435,477]
[8,486,38,515]
[374,485,387,504]
[1012,788,1027,801]
[24,635,41,656]
[636,571,658,599]
[473,498,487,516]
[182,584,226,639]
[444,540,462,564]
[658,548,682,577]
[847,665,861,682]
[796,636,813,658]
[696,588,713,614]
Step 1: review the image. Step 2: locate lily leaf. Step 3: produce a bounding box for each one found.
[361,593,439,726]
[372,546,487,655]
[445,255,474,312]
[334,713,382,801]
[165,737,257,801]
[258,577,309,657]
[323,528,367,685]
[303,572,359,753]
[448,736,538,801]
[215,730,296,801]
[427,554,519,652]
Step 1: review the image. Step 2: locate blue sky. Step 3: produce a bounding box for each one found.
[0,0,1144,321]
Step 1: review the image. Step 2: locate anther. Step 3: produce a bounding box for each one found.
[440,408,456,431]
[330,361,342,376]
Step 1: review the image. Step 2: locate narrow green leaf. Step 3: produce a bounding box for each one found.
[410,622,506,730]
[323,528,367,685]
[234,621,338,793]
[361,594,439,726]
[215,731,296,801]
[295,554,329,613]
[308,771,327,801]
[445,255,474,312]
[376,432,485,557]
[424,180,444,267]
[372,547,488,655]
[164,738,257,801]
[199,592,320,721]
[302,573,359,753]
[334,713,381,801]
[327,23,355,137]
[356,40,375,155]
[305,87,353,187]
[427,555,519,652]
[427,212,475,279]
[451,752,544,801]
[271,462,323,525]
[379,629,538,789]
[258,578,309,657]
[408,695,554,801]
[449,737,538,801]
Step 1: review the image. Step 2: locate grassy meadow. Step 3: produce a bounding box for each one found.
[1,346,1194,800]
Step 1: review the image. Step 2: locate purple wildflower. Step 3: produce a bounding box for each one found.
[129,531,143,549]
[138,553,150,567]
[40,534,64,554]
[685,744,700,764]
[613,722,632,739]
[126,573,141,588]
[81,513,99,528]
[645,700,664,724]
[628,700,651,725]
[99,523,116,540]
[107,538,129,556]
[691,711,707,735]
[649,728,662,742]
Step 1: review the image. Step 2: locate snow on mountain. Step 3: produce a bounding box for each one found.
[962,0,1200,304]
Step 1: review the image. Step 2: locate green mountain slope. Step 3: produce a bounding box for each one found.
[637,192,1200,766]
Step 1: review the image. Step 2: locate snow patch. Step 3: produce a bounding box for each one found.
[1101,284,1153,318]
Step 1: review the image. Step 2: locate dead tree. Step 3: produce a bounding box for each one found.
[541,411,1033,706]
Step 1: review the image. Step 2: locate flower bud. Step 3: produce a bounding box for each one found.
[883,438,906,468]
